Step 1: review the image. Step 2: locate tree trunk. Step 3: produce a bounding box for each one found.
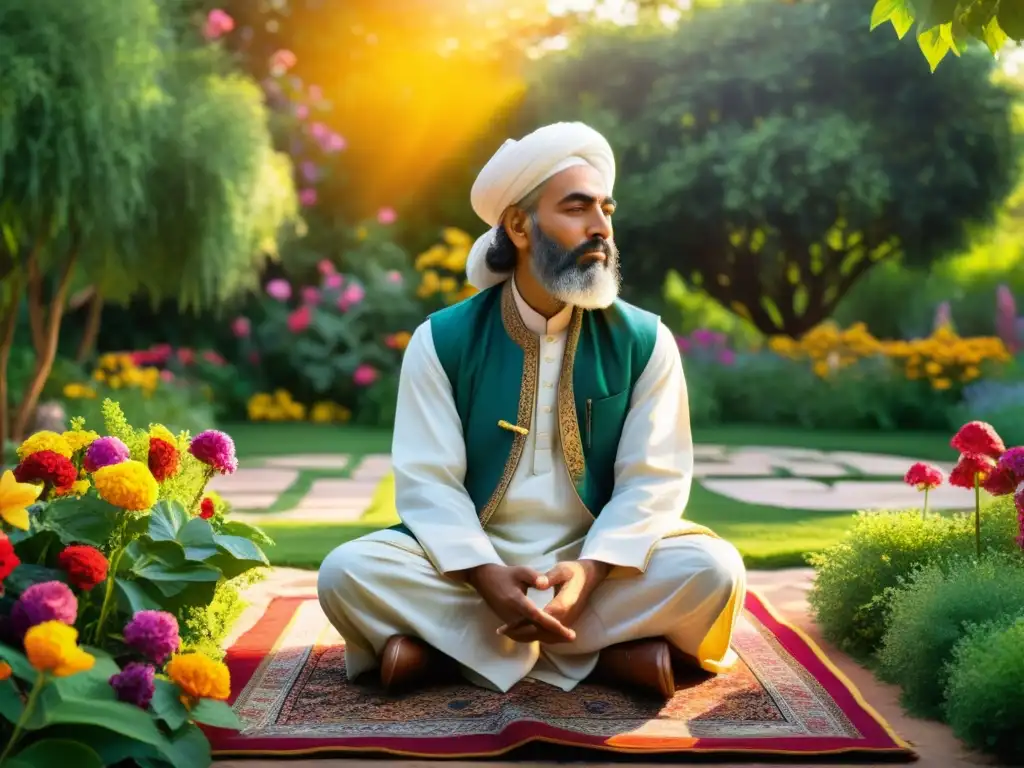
[11,243,79,444]
[0,282,20,446]
[75,290,104,364]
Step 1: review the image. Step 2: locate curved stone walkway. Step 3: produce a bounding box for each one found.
[209,446,973,524]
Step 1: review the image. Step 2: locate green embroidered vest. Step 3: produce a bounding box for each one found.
[393,280,659,535]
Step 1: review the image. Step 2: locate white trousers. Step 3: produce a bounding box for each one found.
[317,529,746,693]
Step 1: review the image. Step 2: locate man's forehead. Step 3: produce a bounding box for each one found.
[541,164,611,201]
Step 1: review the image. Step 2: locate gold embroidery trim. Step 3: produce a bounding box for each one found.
[498,419,528,436]
[479,282,538,528]
[557,307,587,493]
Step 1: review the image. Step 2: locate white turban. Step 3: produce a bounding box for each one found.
[465,122,616,291]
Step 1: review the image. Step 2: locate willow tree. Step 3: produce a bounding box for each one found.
[520,0,1017,336]
[0,0,164,442]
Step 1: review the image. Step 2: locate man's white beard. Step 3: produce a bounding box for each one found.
[541,263,621,310]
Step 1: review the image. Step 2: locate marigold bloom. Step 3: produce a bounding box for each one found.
[0,534,20,583]
[982,464,1018,497]
[14,451,77,493]
[93,461,158,511]
[0,470,41,530]
[166,652,231,701]
[903,462,943,490]
[147,437,180,482]
[17,431,72,460]
[11,581,77,635]
[949,452,996,489]
[124,610,180,665]
[62,429,99,454]
[24,621,94,677]
[0,662,11,680]
[53,479,91,499]
[951,421,1006,459]
[57,545,109,591]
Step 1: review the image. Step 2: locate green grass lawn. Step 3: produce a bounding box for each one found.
[229,422,959,572]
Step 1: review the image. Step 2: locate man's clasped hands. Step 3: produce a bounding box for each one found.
[457,560,613,644]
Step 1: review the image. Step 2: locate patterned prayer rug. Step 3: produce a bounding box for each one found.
[207,592,916,760]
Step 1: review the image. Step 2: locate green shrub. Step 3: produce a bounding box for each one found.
[806,498,1020,659]
[875,553,1024,718]
[180,570,266,660]
[63,382,216,435]
[944,616,1024,764]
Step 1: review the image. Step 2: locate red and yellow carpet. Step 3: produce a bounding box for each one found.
[207,592,915,760]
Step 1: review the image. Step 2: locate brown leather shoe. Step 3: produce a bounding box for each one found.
[379,635,443,691]
[593,638,675,699]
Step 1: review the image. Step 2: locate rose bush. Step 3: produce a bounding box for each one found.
[0,399,271,766]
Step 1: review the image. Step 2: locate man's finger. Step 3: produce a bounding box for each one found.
[515,597,575,640]
[512,566,549,591]
[544,563,573,586]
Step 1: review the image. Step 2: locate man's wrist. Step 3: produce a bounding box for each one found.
[579,558,612,583]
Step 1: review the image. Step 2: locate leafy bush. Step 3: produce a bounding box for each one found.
[944,616,1024,764]
[875,553,1024,718]
[806,497,1020,659]
[0,399,271,766]
[950,378,1024,446]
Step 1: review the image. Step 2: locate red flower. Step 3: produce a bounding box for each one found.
[951,421,1005,460]
[13,450,77,492]
[199,497,215,520]
[1015,484,1024,550]
[0,534,20,584]
[949,452,996,489]
[56,544,109,591]
[904,462,943,490]
[147,438,180,482]
[982,464,1018,497]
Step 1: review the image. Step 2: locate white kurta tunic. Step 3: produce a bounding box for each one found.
[318,280,747,692]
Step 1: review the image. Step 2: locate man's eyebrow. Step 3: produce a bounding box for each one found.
[557,192,617,208]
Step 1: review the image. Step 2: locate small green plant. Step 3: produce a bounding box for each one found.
[875,552,1024,718]
[806,497,1020,659]
[944,616,1024,764]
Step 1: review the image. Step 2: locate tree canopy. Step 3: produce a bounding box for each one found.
[519,0,1018,336]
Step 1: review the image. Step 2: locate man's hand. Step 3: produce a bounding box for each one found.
[498,559,612,644]
[465,564,576,643]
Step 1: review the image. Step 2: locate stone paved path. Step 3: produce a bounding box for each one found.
[210,446,970,525]
[214,567,987,768]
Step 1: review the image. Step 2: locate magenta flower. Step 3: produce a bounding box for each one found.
[317,259,335,276]
[386,270,403,284]
[84,436,130,473]
[353,364,379,387]
[324,273,343,290]
[309,122,329,141]
[110,662,156,708]
[203,9,234,40]
[231,317,251,338]
[302,161,319,183]
[717,349,736,366]
[324,133,347,152]
[301,286,320,305]
[337,283,365,312]
[11,582,77,636]
[377,207,397,225]
[287,305,312,334]
[266,279,291,301]
[295,104,309,120]
[188,430,238,475]
[299,188,318,207]
[998,446,1024,480]
[124,611,180,665]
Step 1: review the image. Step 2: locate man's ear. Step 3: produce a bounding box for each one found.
[504,208,530,250]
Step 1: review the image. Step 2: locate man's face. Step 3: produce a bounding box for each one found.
[526,165,620,309]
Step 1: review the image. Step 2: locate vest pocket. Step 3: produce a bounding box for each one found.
[585,390,630,449]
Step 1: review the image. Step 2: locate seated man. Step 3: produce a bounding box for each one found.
[318,121,746,699]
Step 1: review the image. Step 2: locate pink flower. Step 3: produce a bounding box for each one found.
[270,49,297,73]
[324,273,343,289]
[949,452,996,489]
[325,133,347,152]
[299,188,318,207]
[386,270,403,284]
[717,349,736,366]
[287,305,312,334]
[231,317,251,338]
[301,286,320,305]
[266,279,291,301]
[904,462,943,490]
[302,161,319,182]
[337,283,365,312]
[189,430,238,474]
[308,85,323,102]
[997,446,1024,481]
[160,370,174,382]
[295,104,309,120]
[310,122,330,141]
[203,9,235,40]
[951,421,1005,460]
[983,464,1018,496]
[317,259,335,276]
[353,364,379,387]
[202,351,225,366]
[377,207,397,225]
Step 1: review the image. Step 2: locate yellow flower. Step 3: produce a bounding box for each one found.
[92,461,158,511]
[166,652,231,702]
[931,377,952,390]
[438,276,458,294]
[53,479,90,499]
[62,430,99,454]
[17,431,73,461]
[62,383,97,400]
[812,360,831,378]
[441,227,472,248]
[310,403,335,423]
[0,662,11,681]
[149,424,177,445]
[24,622,94,677]
[389,330,412,351]
[0,470,41,530]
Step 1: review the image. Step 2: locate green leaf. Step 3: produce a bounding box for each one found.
[10,738,104,768]
[40,496,121,547]
[0,680,25,721]
[116,577,164,615]
[133,560,221,587]
[997,1,1024,39]
[49,651,120,701]
[178,518,219,561]
[916,0,960,31]
[126,537,187,569]
[218,520,274,547]
[161,722,212,768]
[4,564,69,596]
[150,678,188,731]
[0,643,36,682]
[917,24,951,70]
[148,500,189,542]
[982,15,1008,52]
[213,534,269,564]
[870,0,904,30]
[188,698,243,730]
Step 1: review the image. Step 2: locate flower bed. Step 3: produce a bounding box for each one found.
[0,399,271,766]
[807,421,1024,764]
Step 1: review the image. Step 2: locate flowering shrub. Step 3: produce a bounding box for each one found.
[414,227,479,306]
[0,399,271,766]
